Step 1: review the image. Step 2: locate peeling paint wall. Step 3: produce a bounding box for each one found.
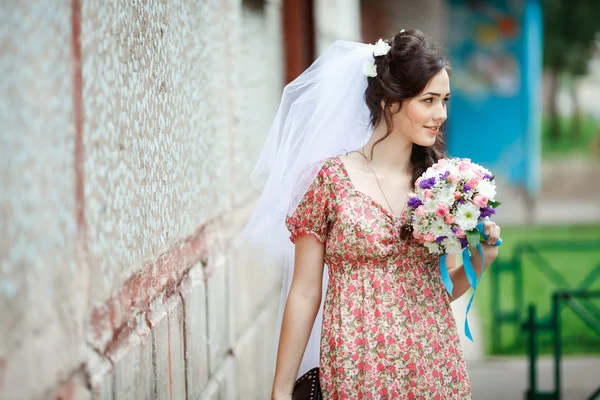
[1,0,285,398]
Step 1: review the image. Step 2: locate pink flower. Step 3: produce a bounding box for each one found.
[449,174,460,184]
[473,194,488,208]
[456,227,465,239]
[454,191,462,200]
[435,204,449,218]
[467,177,481,189]
[412,230,423,240]
[415,205,426,216]
[458,161,471,171]
[424,232,435,242]
[423,189,433,199]
[444,215,454,224]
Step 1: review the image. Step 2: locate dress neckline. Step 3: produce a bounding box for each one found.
[332,156,407,222]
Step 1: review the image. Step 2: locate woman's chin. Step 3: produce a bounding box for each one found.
[414,136,437,148]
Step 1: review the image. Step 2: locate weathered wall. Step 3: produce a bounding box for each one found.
[1,0,284,398]
[0,1,85,398]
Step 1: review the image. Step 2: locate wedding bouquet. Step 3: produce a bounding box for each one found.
[404,157,502,341]
[405,157,501,254]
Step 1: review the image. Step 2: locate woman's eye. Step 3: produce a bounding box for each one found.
[443,98,450,103]
[424,98,433,103]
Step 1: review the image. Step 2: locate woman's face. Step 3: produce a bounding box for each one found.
[390,68,450,147]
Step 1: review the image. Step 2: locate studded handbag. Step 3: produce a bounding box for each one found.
[292,367,322,400]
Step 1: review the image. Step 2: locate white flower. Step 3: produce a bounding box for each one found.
[424,199,438,214]
[414,215,431,231]
[431,217,452,238]
[445,161,459,177]
[477,179,497,199]
[438,185,456,207]
[424,242,442,255]
[373,39,391,57]
[362,59,377,77]
[455,203,481,231]
[443,237,463,254]
[461,168,477,182]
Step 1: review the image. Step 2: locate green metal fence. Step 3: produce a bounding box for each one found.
[490,240,600,353]
[489,240,600,399]
[523,291,600,400]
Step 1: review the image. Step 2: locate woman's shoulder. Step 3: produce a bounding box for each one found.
[304,156,343,179]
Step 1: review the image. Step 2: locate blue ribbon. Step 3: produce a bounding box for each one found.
[439,221,502,341]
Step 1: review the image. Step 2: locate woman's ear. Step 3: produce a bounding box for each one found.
[387,101,401,114]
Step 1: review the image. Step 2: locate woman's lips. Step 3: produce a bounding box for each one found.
[424,126,440,135]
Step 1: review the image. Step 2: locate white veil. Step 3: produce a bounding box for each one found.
[240,40,379,378]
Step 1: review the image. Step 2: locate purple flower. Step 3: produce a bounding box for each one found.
[435,236,446,243]
[483,173,493,180]
[463,184,471,192]
[460,238,469,248]
[440,170,450,180]
[419,177,436,189]
[451,226,459,234]
[480,206,497,219]
[407,197,422,208]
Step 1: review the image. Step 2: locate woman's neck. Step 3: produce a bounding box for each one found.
[362,122,413,174]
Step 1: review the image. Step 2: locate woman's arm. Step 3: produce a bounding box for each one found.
[271,234,326,400]
[446,220,501,300]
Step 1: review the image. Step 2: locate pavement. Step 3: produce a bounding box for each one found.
[468,357,600,400]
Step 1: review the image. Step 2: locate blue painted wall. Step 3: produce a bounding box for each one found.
[446,0,542,194]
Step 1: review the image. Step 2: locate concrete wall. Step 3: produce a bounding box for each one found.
[0,0,284,398]
[314,0,362,55]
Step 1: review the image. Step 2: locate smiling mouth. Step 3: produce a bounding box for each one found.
[424,126,440,134]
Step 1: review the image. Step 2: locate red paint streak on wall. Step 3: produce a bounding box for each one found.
[54,380,74,400]
[89,227,207,354]
[71,0,85,234]
[360,0,391,44]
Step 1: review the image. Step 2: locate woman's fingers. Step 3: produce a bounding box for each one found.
[483,221,501,245]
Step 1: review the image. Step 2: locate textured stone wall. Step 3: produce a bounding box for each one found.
[0,1,84,398]
[0,0,284,398]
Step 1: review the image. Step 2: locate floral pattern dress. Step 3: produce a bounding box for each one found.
[286,157,471,400]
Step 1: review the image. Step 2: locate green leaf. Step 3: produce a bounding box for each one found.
[488,200,502,208]
[466,229,480,248]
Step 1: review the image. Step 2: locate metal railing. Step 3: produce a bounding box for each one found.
[489,240,600,399]
[490,241,600,353]
[522,291,600,400]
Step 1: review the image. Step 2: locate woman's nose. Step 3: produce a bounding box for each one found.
[434,103,447,122]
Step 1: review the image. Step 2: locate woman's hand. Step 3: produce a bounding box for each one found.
[478,220,501,265]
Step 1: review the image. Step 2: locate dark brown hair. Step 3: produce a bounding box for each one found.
[364,28,451,188]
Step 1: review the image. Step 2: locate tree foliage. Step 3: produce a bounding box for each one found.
[542,0,600,140]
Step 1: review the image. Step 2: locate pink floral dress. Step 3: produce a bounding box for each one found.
[286,157,471,400]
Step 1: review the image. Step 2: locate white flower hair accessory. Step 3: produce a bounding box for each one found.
[373,39,391,57]
[362,59,377,78]
[363,38,392,77]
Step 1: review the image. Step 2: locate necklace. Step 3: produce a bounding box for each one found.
[354,147,410,218]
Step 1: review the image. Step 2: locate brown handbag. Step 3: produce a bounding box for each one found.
[292,367,322,400]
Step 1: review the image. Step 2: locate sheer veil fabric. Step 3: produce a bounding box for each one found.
[240,41,379,378]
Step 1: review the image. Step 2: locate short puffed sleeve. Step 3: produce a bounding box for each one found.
[285,162,335,244]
